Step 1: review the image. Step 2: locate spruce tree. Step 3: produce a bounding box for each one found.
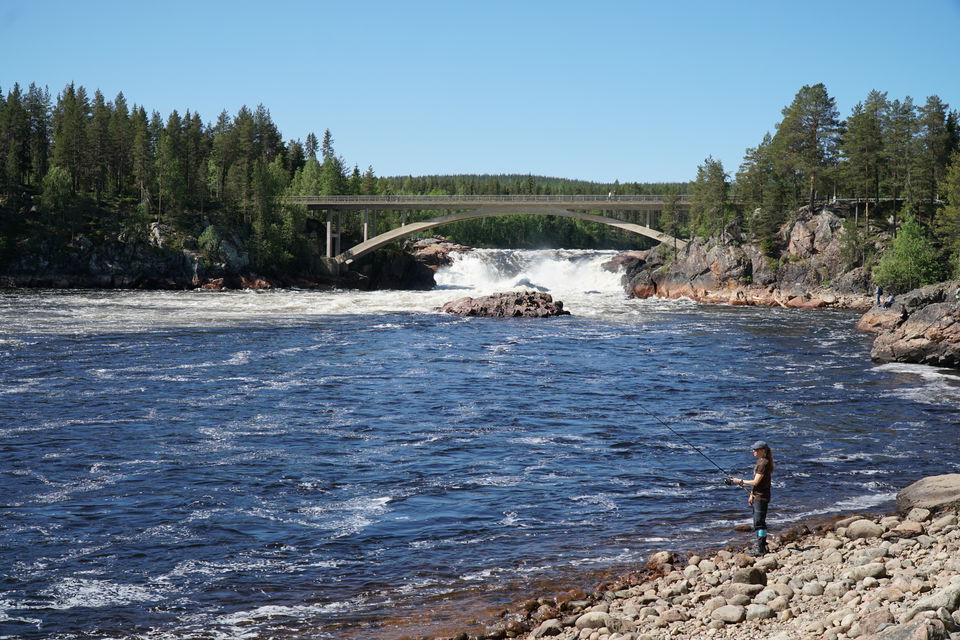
[933,152,960,274]
[25,83,51,186]
[689,155,729,238]
[304,132,318,160]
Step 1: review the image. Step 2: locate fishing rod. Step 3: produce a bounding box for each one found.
[629,398,751,494]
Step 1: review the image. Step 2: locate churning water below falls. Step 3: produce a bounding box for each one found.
[1,248,959,640]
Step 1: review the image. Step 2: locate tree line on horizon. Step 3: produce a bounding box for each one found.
[1,81,960,289]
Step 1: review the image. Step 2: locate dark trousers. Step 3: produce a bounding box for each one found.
[753,499,769,532]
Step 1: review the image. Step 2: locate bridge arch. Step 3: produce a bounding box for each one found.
[336,206,686,264]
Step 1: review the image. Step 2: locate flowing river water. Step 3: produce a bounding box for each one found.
[1,249,959,639]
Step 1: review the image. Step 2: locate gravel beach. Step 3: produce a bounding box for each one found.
[462,475,960,640]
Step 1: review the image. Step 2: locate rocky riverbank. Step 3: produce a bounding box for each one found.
[442,475,960,640]
[0,222,438,291]
[617,206,874,312]
[856,281,960,368]
[615,206,960,369]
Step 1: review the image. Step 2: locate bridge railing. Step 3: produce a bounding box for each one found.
[285,194,691,205]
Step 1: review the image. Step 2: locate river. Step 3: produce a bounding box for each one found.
[1,249,959,639]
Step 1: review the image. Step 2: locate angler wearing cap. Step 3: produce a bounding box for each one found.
[728,441,774,555]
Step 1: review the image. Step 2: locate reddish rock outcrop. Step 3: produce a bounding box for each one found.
[438,291,571,318]
[406,237,471,269]
[620,207,874,312]
[867,281,960,367]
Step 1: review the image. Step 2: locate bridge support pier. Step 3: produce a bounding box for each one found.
[325,210,342,258]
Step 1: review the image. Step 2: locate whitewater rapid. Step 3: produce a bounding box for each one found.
[1,249,685,336]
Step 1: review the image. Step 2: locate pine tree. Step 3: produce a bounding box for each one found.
[182,111,208,212]
[916,95,953,217]
[155,110,186,220]
[772,83,842,212]
[130,106,153,207]
[109,92,132,198]
[841,90,888,222]
[88,90,112,202]
[884,97,919,218]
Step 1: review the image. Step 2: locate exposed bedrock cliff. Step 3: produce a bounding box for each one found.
[618,207,873,311]
[858,281,960,368]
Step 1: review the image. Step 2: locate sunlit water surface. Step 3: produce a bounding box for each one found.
[2,249,959,639]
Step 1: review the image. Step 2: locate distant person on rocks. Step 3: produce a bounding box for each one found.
[728,441,774,555]
[875,285,883,306]
[883,293,895,309]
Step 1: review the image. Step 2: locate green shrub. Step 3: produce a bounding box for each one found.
[872,216,948,292]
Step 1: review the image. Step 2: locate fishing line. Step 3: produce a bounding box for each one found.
[628,397,751,494]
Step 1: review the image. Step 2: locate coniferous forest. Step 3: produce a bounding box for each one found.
[1,81,959,289]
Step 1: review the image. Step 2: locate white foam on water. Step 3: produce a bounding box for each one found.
[872,362,960,405]
[299,495,393,538]
[499,511,520,526]
[571,494,619,511]
[785,490,899,524]
[0,249,662,334]
[213,601,354,625]
[44,577,166,609]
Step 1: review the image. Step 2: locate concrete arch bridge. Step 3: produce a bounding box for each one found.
[285,195,690,266]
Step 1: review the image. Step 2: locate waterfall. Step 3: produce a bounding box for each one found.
[434,249,626,297]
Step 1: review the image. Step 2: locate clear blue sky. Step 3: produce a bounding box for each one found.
[2,0,959,183]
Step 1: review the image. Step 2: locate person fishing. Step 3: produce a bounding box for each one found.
[728,441,774,555]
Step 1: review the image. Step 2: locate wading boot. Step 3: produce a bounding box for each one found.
[752,529,768,556]
[755,535,768,556]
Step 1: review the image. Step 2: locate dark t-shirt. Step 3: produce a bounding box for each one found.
[752,457,772,501]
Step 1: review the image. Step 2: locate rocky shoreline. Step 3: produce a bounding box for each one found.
[617,207,875,312]
[615,208,960,369]
[436,475,960,640]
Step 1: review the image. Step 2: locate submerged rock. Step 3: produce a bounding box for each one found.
[438,291,571,318]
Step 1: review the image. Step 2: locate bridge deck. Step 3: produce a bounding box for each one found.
[287,194,690,210]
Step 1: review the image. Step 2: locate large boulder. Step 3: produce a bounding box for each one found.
[438,291,571,318]
[897,474,960,513]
